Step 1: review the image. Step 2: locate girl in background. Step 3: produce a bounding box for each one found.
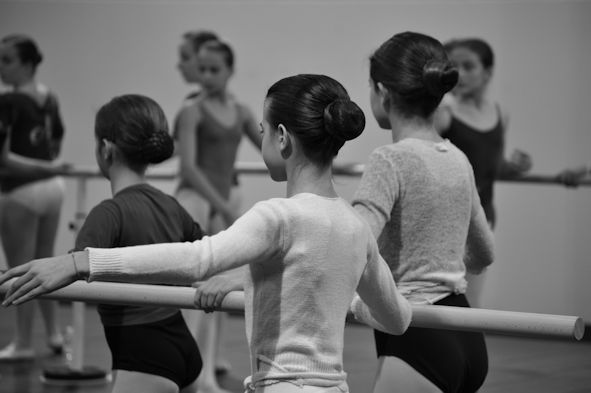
[353,32,495,393]
[0,34,69,360]
[434,38,531,307]
[1,73,412,393]
[175,34,261,393]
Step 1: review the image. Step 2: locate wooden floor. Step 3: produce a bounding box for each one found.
[0,303,589,393]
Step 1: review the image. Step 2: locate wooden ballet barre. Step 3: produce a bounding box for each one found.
[1,162,589,186]
[0,280,584,340]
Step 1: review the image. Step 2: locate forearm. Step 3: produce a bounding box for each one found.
[351,290,411,334]
[465,210,495,274]
[1,152,60,178]
[81,204,279,285]
[354,250,412,335]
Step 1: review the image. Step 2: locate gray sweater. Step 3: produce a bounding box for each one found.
[353,138,494,304]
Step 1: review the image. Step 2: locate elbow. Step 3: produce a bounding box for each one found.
[387,299,412,335]
[397,300,413,334]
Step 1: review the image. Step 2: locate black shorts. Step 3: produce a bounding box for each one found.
[103,312,202,389]
[374,294,488,393]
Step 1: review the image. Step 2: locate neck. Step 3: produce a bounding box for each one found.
[285,159,337,199]
[13,78,37,92]
[204,88,229,102]
[108,164,146,196]
[388,114,441,143]
[456,89,487,108]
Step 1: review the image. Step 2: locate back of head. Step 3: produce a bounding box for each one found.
[370,31,458,119]
[1,34,43,70]
[265,74,365,166]
[444,37,494,69]
[95,94,174,168]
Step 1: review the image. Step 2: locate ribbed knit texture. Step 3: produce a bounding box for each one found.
[88,193,411,387]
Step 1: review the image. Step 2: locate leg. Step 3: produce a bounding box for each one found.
[181,311,230,393]
[176,189,230,392]
[112,370,179,393]
[372,356,442,393]
[0,197,39,358]
[34,199,64,352]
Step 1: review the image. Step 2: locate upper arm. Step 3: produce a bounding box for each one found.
[48,93,65,140]
[465,170,495,272]
[176,104,201,171]
[75,201,121,250]
[240,104,262,150]
[354,232,412,334]
[352,151,399,238]
[178,201,204,241]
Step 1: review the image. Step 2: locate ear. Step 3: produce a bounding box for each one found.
[277,124,292,159]
[376,82,391,110]
[483,67,493,84]
[100,139,115,162]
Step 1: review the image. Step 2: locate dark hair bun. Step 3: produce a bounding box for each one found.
[141,129,174,164]
[323,99,365,142]
[422,60,459,96]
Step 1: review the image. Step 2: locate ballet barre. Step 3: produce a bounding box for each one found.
[0,280,584,341]
[1,162,589,186]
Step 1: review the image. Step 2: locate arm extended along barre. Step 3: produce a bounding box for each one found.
[0,280,584,340]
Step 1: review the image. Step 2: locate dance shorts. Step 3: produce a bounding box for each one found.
[374,294,488,393]
[2,176,64,215]
[103,311,202,389]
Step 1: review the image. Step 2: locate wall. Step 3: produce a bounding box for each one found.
[1,0,590,321]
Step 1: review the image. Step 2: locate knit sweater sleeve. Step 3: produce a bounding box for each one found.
[87,200,284,285]
[351,230,412,335]
[464,167,495,274]
[352,148,399,238]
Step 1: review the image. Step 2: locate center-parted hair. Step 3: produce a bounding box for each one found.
[265,74,365,166]
[370,31,458,119]
[95,94,174,168]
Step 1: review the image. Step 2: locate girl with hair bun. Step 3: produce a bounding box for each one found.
[0,34,69,361]
[352,32,495,392]
[435,37,532,309]
[1,74,412,393]
[4,94,205,393]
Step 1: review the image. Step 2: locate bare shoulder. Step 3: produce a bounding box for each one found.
[491,100,509,129]
[434,94,455,132]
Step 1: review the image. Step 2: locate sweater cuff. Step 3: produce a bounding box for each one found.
[86,247,127,281]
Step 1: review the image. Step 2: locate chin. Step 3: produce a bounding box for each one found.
[377,118,391,130]
[268,168,287,182]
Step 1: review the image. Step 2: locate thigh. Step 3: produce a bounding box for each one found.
[372,356,441,393]
[112,370,178,393]
[175,188,211,230]
[0,197,38,267]
[35,204,63,259]
[258,383,346,393]
[374,295,488,393]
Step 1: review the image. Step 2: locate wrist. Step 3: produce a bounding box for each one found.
[72,250,90,281]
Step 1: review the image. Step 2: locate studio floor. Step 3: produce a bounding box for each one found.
[0,303,589,393]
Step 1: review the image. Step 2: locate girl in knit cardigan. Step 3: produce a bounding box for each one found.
[1,74,411,393]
